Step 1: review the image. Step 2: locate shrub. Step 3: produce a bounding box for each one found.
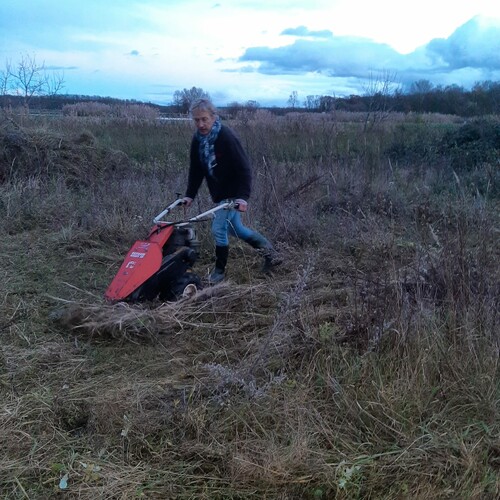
[439,117,500,170]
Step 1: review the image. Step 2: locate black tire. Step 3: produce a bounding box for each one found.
[160,270,202,301]
[126,276,160,302]
[126,247,200,303]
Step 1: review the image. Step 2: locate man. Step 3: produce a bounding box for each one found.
[182,98,281,284]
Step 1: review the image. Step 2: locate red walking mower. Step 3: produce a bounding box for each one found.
[104,199,235,303]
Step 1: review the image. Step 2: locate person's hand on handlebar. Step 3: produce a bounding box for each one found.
[181,197,193,208]
[235,199,248,212]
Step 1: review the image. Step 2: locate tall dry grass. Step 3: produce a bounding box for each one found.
[0,109,498,498]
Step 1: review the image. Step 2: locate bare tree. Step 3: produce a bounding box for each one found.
[4,53,65,109]
[304,95,321,110]
[46,70,66,96]
[319,94,336,112]
[287,90,299,109]
[0,64,9,96]
[409,79,434,94]
[244,100,259,111]
[172,87,210,114]
[362,70,400,131]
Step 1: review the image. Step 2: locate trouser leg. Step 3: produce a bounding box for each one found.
[243,235,282,274]
[244,234,272,250]
[212,204,281,275]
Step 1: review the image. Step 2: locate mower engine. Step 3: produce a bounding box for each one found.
[127,223,202,302]
[104,199,235,303]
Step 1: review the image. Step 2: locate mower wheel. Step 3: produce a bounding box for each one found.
[160,270,202,301]
[127,279,160,303]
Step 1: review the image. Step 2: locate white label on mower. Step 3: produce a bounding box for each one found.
[130,252,146,258]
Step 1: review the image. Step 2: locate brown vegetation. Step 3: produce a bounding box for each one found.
[0,109,498,498]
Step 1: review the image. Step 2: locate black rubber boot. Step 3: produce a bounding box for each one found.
[260,247,283,274]
[209,245,228,284]
[245,236,282,274]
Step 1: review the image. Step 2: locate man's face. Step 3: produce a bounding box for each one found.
[192,109,216,136]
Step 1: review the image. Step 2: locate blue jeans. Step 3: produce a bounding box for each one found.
[212,202,270,248]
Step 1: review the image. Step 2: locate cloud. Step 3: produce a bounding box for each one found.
[281,26,333,38]
[425,15,500,69]
[2,2,498,105]
[45,65,79,71]
[240,37,404,77]
[239,16,500,91]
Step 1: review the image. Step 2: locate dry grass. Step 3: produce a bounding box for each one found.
[0,112,498,498]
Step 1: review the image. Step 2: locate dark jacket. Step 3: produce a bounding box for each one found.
[186,125,252,203]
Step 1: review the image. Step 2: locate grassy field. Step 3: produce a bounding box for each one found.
[0,109,499,499]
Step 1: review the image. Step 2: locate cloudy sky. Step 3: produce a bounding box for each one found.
[1,0,499,107]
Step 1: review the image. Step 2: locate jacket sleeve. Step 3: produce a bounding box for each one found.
[185,137,205,200]
[226,130,252,201]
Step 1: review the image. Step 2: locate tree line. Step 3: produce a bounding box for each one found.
[2,55,499,117]
[290,80,500,117]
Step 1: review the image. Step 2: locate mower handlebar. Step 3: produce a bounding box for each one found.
[152,199,185,224]
[153,200,238,225]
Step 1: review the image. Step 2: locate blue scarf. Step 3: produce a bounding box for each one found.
[197,118,221,177]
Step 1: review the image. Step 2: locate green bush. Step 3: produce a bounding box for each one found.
[439,117,500,170]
